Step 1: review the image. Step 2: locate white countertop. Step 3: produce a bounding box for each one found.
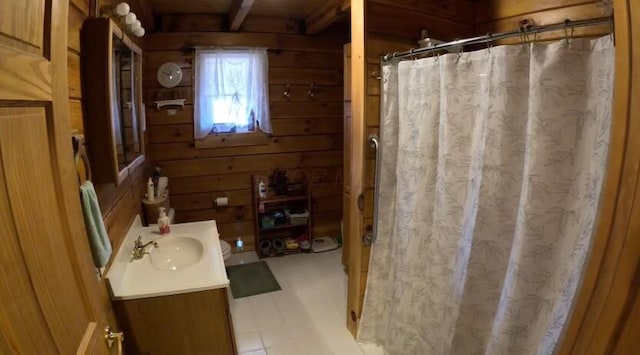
[106,220,229,300]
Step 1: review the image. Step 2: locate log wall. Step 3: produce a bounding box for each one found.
[144,19,349,251]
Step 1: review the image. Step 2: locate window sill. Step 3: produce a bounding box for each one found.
[194,131,271,149]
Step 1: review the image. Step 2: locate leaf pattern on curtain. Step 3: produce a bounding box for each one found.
[357,37,614,355]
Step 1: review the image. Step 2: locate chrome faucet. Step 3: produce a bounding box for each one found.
[131,235,158,260]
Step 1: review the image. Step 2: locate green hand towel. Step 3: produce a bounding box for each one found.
[80,180,112,267]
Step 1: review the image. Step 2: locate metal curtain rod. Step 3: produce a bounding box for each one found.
[383,16,612,62]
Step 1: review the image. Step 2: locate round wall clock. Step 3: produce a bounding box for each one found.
[157,62,183,88]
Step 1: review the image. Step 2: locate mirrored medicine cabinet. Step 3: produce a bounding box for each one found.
[81,18,145,186]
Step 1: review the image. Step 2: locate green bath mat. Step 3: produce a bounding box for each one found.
[226,261,281,299]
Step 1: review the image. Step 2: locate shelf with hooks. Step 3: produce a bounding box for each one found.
[155,99,186,110]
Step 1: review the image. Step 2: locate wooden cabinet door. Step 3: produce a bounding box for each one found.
[0,1,116,353]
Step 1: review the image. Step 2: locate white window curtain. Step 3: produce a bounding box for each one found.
[194,48,270,139]
[358,36,614,354]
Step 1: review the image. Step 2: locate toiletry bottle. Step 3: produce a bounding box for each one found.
[147,177,155,202]
[258,180,267,198]
[158,207,170,234]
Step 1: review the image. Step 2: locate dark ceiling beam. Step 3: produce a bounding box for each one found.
[305,0,350,35]
[228,0,256,31]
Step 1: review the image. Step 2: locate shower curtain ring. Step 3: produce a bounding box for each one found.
[485,33,492,53]
[564,19,571,45]
[409,48,417,61]
[570,27,575,45]
[609,16,615,43]
[523,27,531,48]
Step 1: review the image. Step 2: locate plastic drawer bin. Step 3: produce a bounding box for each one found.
[261,215,275,229]
[286,209,309,225]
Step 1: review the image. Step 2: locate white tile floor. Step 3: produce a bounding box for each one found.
[225,250,384,355]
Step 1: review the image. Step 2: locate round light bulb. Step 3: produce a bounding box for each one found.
[133,27,145,37]
[124,12,137,25]
[128,20,141,32]
[113,2,130,16]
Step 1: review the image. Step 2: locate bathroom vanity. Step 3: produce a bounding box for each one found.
[106,220,236,354]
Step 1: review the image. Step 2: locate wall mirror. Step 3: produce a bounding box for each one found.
[82,18,145,185]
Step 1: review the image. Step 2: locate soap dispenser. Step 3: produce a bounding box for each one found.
[158,207,171,234]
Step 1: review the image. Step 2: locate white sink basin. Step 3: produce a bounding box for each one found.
[149,236,204,271]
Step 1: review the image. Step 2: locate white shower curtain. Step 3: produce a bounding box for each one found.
[358,37,614,355]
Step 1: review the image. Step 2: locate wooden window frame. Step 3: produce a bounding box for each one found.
[194,129,271,149]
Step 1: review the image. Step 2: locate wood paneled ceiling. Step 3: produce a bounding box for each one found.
[147,0,326,18]
[144,0,350,34]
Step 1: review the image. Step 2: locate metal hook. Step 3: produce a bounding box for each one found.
[485,33,493,54]
[307,82,316,100]
[282,84,291,100]
[564,19,571,45]
[570,26,575,44]
[609,16,615,44]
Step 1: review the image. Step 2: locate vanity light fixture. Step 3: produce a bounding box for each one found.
[101,2,129,17]
[155,99,186,110]
[133,28,146,37]
[128,20,142,32]
[101,2,146,38]
[124,12,137,25]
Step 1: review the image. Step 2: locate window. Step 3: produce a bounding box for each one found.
[194,48,270,141]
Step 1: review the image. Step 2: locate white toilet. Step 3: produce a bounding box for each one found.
[220,240,232,262]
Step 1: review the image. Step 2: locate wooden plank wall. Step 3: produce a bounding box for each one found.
[68,0,88,135]
[475,0,609,42]
[144,18,348,251]
[68,0,148,256]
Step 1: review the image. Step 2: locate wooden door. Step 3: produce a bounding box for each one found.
[0,0,116,353]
